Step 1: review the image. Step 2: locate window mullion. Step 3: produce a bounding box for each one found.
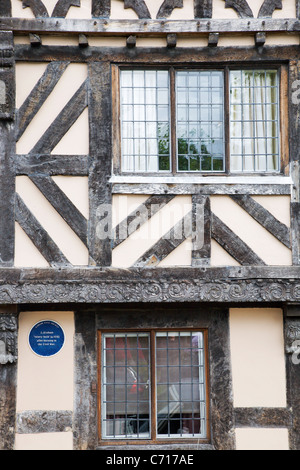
[150,330,157,442]
[170,67,177,175]
[224,67,231,174]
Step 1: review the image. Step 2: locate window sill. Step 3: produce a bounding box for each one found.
[97,443,215,451]
[110,174,292,185]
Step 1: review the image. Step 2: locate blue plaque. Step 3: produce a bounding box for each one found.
[29,321,65,357]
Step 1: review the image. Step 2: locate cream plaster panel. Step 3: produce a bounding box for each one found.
[15,432,73,451]
[230,308,287,408]
[15,222,50,268]
[65,0,92,19]
[16,311,74,412]
[265,33,299,45]
[14,36,31,45]
[211,239,241,266]
[112,195,192,267]
[88,37,127,47]
[213,0,239,18]
[235,428,289,451]
[12,1,35,19]
[52,176,89,218]
[218,35,254,46]
[16,176,89,266]
[51,107,89,155]
[16,63,87,155]
[210,195,292,266]
[41,36,79,46]
[158,237,192,267]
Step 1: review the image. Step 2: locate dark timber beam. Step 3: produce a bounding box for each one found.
[0,32,15,268]
[0,306,18,451]
[88,61,112,266]
[5,18,300,35]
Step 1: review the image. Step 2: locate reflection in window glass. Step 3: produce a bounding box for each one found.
[156,332,206,439]
[230,70,279,173]
[176,71,224,172]
[121,70,171,173]
[102,333,151,439]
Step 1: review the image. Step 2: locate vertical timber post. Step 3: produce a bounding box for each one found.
[289,61,300,265]
[88,61,112,267]
[0,31,15,267]
[0,306,18,450]
[285,306,300,450]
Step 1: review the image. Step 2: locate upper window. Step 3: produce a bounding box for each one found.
[119,68,280,174]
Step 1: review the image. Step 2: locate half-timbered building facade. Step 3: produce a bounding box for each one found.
[0,0,300,451]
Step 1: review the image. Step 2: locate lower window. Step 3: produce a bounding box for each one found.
[99,330,209,443]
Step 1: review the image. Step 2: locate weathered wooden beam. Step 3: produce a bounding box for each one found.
[255,31,266,47]
[157,0,183,19]
[230,195,291,248]
[284,314,300,450]
[92,0,110,18]
[0,32,15,268]
[211,213,266,266]
[166,33,177,48]
[14,44,300,65]
[74,311,97,450]
[291,203,300,265]
[124,0,151,19]
[29,33,42,46]
[29,79,88,155]
[234,408,292,428]
[29,174,88,246]
[0,0,11,17]
[0,309,18,450]
[15,194,71,267]
[258,0,282,18]
[133,212,192,267]
[113,195,175,249]
[52,0,81,18]
[6,18,300,36]
[208,32,219,47]
[88,62,112,266]
[112,182,291,196]
[192,195,211,267]
[15,154,89,176]
[224,0,253,18]
[126,35,136,48]
[16,61,69,141]
[194,0,212,18]
[78,33,89,47]
[21,0,49,18]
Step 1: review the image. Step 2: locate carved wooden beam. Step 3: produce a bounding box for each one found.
[21,0,49,18]
[258,0,282,18]
[124,0,151,19]
[194,0,212,18]
[223,0,253,18]
[0,0,11,17]
[157,0,183,19]
[52,0,81,18]
[92,0,111,18]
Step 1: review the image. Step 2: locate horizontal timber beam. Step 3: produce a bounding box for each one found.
[2,18,300,36]
[0,266,300,304]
